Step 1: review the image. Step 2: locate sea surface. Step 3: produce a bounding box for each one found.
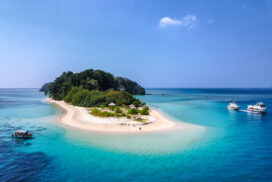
[0,88,272,182]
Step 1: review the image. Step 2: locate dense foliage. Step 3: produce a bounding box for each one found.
[39,82,51,94]
[45,69,145,100]
[91,108,115,117]
[90,105,149,118]
[127,108,139,115]
[140,106,150,115]
[63,86,142,107]
[90,107,127,118]
[114,77,145,95]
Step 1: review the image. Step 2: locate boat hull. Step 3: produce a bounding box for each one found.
[246,109,266,114]
[227,106,239,111]
[12,134,33,139]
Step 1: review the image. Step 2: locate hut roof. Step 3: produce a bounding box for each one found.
[108,102,116,106]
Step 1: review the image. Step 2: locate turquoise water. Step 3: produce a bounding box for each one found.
[0,88,272,181]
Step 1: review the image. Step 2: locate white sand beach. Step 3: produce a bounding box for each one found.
[47,98,199,133]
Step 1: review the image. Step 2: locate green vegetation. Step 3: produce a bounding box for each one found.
[115,106,122,113]
[44,68,145,100]
[62,87,141,107]
[114,113,122,117]
[140,106,150,115]
[132,99,141,107]
[114,77,145,95]
[109,106,115,111]
[127,108,139,115]
[100,104,106,109]
[39,82,51,94]
[43,68,150,120]
[90,108,115,117]
[90,105,150,119]
[105,91,137,106]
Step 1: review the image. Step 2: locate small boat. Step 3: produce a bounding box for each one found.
[247,102,266,114]
[12,130,33,139]
[227,101,240,111]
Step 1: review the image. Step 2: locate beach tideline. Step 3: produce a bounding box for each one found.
[42,69,205,134]
[47,98,201,133]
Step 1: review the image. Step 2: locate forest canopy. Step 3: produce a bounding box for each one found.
[42,69,145,107]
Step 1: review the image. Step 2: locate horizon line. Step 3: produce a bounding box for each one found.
[0,87,272,89]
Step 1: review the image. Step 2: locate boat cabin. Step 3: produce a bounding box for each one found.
[12,130,33,139]
[257,102,265,107]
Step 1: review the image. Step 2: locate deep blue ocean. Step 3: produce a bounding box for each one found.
[0,88,272,182]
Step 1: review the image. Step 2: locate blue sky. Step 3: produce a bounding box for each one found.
[0,0,272,88]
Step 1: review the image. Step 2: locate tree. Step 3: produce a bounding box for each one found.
[140,106,149,115]
[45,68,146,104]
[86,79,99,90]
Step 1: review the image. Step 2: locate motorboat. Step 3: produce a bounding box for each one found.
[227,101,240,111]
[247,102,266,114]
[12,130,33,139]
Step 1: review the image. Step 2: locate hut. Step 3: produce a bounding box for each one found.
[129,104,136,109]
[108,102,116,107]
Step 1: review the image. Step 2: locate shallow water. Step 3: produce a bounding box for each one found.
[0,88,272,181]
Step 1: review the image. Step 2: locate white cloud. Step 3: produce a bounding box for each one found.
[159,14,197,29]
[159,17,182,27]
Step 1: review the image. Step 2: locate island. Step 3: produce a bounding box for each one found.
[39,82,51,94]
[42,68,183,132]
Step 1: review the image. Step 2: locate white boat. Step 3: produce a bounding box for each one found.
[247,102,266,114]
[227,101,240,111]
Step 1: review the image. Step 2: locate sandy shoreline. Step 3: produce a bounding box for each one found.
[47,98,199,133]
